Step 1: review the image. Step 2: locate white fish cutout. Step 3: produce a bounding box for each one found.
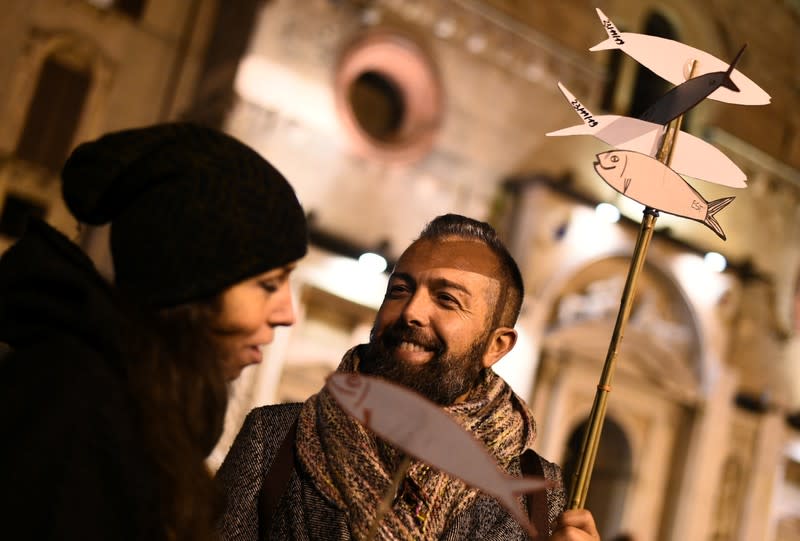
[591,8,770,105]
[593,150,734,240]
[546,83,747,188]
[326,373,551,538]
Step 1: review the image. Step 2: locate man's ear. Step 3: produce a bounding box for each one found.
[481,327,518,369]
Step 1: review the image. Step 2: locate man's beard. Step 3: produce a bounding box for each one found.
[361,321,490,405]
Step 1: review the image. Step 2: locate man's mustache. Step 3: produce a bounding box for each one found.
[380,323,445,355]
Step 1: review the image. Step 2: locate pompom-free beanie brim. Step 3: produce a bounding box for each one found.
[62,123,308,308]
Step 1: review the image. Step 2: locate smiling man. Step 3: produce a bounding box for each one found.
[217,214,599,541]
[360,232,517,408]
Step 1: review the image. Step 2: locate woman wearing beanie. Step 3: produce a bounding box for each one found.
[0,123,308,541]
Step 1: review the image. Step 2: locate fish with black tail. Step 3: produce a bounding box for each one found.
[639,45,745,125]
[593,150,735,240]
[590,8,770,106]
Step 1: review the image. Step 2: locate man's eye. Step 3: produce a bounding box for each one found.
[387,284,408,296]
[438,293,457,305]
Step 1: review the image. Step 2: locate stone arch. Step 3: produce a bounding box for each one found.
[531,252,708,539]
[537,252,705,397]
[562,416,633,540]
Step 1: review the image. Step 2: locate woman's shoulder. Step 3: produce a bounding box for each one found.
[0,334,126,411]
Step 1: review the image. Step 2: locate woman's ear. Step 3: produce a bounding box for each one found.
[481,327,517,369]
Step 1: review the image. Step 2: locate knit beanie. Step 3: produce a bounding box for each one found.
[61,122,308,309]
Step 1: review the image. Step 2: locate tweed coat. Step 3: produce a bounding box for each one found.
[216,403,566,540]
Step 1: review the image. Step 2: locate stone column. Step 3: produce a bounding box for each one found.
[738,411,786,541]
[667,367,738,541]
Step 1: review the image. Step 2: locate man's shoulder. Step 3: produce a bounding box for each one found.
[246,402,303,426]
[217,402,305,484]
[235,402,304,445]
[527,450,563,484]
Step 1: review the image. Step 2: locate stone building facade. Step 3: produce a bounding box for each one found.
[0,0,219,253]
[1,1,798,540]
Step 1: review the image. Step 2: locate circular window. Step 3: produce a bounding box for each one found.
[334,30,442,163]
[348,70,406,142]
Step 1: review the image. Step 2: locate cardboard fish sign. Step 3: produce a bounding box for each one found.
[546,83,747,188]
[326,373,551,539]
[594,150,734,239]
[639,46,744,125]
[591,8,770,105]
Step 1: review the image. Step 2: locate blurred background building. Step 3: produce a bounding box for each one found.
[0,1,798,539]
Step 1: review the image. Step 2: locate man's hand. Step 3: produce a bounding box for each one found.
[550,509,600,540]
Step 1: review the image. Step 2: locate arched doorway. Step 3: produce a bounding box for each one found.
[532,255,703,539]
[563,417,632,539]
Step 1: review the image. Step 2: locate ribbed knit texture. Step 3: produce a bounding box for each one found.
[61,123,307,308]
[295,347,535,540]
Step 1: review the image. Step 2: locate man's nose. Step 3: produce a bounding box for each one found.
[400,290,431,327]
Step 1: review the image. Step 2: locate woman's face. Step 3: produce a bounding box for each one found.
[215,262,298,380]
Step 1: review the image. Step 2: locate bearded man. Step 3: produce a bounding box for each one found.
[217,214,599,541]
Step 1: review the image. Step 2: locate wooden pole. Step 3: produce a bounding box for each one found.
[566,206,658,509]
[567,61,696,510]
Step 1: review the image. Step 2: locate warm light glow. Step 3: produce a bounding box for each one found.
[466,34,487,53]
[361,8,381,25]
[492,326,536,400]
[524,63,545,82]
[434,18,456,38]
[616,196,646,220]
[672,254,729,307]
[787,439,800,463]
[595,202,621,223]
[358,252,388,274]
[562,206,627,258]
[301,252,388,310]
[704,252,727,273]
[235,55,339,134]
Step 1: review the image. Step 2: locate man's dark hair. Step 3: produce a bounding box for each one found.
[417,213,524,328]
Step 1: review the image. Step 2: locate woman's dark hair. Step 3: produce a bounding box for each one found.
[58,123,307,539]
[124,296,228,541]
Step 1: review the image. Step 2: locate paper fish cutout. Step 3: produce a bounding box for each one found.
[591,8,770,105]
[326,373,551,538]
[593,150,734,239]
[546,83,747,188]
[639,46,744,125]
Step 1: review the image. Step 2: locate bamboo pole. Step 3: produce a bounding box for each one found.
[567,61,696,510]
[566,206,658,509]
[367,454,413,540]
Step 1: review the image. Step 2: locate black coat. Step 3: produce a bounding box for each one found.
[0,220,163,540]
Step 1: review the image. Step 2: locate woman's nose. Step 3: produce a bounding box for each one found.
[268,281,296,327]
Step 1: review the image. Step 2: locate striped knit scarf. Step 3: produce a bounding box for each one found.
[296,346,537,540]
